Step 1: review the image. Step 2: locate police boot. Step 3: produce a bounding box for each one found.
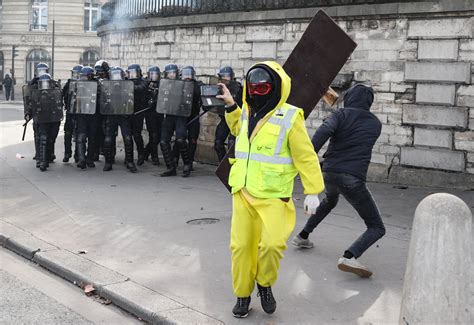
[33,131,40,161]
[39,136,48,172]
[172,142,180,166]
[137,151,145,166]
[76,134,87,170]
[103,143,113,171]
[150,145,160,165]
[177,139,192,178]
[189,139,197,170]
[63,131,73,162]
[124,138,137,173]
[160,142,176,177]
[48,141,56,163]
[143,143,150,161]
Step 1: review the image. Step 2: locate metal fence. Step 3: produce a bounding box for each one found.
[102,0,422,21]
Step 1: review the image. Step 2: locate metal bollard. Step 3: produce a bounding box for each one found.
[399,193,472,324]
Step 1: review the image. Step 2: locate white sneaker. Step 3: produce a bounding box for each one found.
[337,257,373,278]
[291,235,314,249]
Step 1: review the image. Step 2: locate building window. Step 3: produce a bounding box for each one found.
[25,49,51,81]
[84,2,100,32]
[80,50,99,67]
[31,0,48,31]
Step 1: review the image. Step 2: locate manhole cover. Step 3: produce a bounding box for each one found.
[186,218,220,225]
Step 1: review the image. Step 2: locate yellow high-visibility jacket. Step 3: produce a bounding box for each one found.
[225,61,324,199]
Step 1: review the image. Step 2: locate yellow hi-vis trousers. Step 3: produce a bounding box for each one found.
[230,189,296,297]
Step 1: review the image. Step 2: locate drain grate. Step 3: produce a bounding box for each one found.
[186,218,220,225]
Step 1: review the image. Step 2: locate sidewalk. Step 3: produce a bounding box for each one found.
[1,101,473,324]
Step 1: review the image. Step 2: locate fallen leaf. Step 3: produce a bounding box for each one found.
[84,284,95,296]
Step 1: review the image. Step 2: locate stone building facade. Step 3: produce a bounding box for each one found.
[98,0,474,188]
[0,0,106,92]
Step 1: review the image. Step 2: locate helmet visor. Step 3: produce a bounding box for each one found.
[149,71,160,82]
[37,67,48,77]
[71,71,80,80]
[218,72,232,81]
[165,71,177,79]
[128,69,139,79]
[110,70,123,81]
[181,68,194,80]
[39,80,50,90]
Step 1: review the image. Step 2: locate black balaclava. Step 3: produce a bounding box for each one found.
[246,65,282,137]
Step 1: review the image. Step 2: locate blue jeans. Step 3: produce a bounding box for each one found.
[303,172,385,258]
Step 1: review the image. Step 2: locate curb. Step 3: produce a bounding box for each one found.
[0,221,222,324]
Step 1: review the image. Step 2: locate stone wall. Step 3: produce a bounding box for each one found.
[98,1,474,188]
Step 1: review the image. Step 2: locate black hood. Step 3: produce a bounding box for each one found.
[343,84,374,110]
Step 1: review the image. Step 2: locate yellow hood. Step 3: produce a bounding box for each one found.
[242,61,292,114]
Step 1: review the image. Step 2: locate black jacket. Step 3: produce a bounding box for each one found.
[62,79,72,109]
[189,79,203,118]
[312,85,381,181]
[3,76,13,88]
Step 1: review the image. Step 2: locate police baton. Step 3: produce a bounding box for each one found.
[22,118,31,141]
[133,107,152,115]
[186,110,208,126]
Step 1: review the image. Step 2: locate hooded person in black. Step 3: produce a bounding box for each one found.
[292,84,385,279]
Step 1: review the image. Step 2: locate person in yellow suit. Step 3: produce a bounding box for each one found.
[217,61,325,318]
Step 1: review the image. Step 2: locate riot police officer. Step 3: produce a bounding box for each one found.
[127,64,150,166]
[160,64,192,177]
[94,60,111,161]
[102,67,137,173]
[62,64,83,162]
[25,73,62,171]
[94,60,110,80]
[181,66,202,169]
[214,66,242,162]
[28,62,49,163]
[143,66,163,165]
[75,66,100,169]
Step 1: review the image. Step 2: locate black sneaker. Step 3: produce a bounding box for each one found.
[232,297,251,318]
[257,284,276,314]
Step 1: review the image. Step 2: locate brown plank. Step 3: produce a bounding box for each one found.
[284,10,357,118]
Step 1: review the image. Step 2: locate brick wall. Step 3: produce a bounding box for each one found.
[98,1,474,188]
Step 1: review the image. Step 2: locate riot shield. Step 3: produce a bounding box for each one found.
[67,81,77,113]
[99,80,134,115]
[22,85,34,116]
[69,81,97,114]
[31,88,64,123]
[156,79,193,117]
